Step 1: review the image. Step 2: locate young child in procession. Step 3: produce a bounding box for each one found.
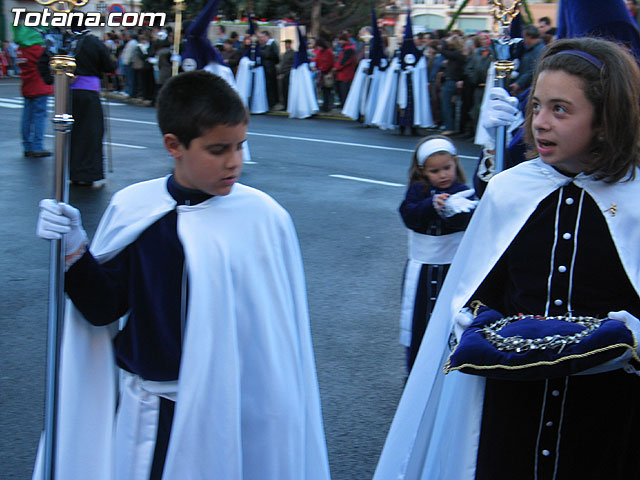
[398,135,477,372]
[374,36,640,480]
[34,71,331,480]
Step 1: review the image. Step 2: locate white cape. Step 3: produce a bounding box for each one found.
[363,66,385,125]
[236,56,269,114]
[287,62,319,119]
[372,56,433,130]
[410,56,433,128]
[371,57,400,129]
[373,159,640,480]
[341,59,370,120]
[33,178,331,480]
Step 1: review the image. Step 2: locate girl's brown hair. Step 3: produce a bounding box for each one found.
[408,135,466,188]
[524,37,640,182]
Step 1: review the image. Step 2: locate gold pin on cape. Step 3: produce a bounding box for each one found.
[603,203,617,217]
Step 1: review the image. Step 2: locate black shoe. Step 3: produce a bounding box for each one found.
[30,150,52,158]
[24,151,33,157]
[71,180,93,187]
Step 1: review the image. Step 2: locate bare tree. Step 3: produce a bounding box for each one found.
[294,0,379,38]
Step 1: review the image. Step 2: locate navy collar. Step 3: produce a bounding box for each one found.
[167,174,214,206]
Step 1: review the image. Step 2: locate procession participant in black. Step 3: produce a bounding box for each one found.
[67,14,115,187]
[258,30,280,110]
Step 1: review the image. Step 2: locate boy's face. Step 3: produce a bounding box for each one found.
[165,123,247,196]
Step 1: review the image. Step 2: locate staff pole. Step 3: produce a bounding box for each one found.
[172,0,185,76]
[489,0,522,173]
[43,52,75,480]
[34,2,86,477]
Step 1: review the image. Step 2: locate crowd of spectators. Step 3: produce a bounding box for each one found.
[83,20,558,136]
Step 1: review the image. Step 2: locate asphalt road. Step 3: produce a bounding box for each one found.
[0,77,482,480]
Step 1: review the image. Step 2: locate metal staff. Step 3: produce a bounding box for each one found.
[103,93,113,172]
[97,0,113,172]
[489,0,523,173]
[172,0,185,76]
[35,2,85,478]
[44,55,75,479]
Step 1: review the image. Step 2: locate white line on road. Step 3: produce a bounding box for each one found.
[39,115,479,162]
[44,134,146,149]
[248,131,478,160]
[108,116,156,125]
[330,174,404,187]
[0,102,21,109]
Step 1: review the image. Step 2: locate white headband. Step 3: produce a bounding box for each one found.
[417,138,457,166]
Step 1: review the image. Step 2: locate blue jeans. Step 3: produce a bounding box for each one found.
[440,79,457,131]
[22,95,48,152]
[123,64,134,96]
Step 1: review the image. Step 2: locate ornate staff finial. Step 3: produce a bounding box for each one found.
[491,0,522,36]
[35,0,89,14]
[488,0,523,173]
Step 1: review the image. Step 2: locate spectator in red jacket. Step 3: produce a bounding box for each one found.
[333,33,356,108]
[13,24,53,157]
[313,38,335,112]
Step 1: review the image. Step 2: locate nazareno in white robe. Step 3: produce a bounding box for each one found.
[373,159,640,480]
[33,178,331,480]
[287,62,319,119]
[236,56,269,114]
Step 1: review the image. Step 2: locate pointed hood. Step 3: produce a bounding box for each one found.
[247,13,257,36]
[370,6,385,68]
[181,0,225,71]
[293,27,309,68]
[557,0,640,62]
[509,8,523,40]
[243,13,262,59]
[400,11,420,67]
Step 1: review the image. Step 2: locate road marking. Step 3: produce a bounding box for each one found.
[250,131,413,153]
[248,131,478,160]
[0,101,21,109]
[44,134,146,149]
[38,113,480,162]
[330,174,403,187]
[108,116,156,125]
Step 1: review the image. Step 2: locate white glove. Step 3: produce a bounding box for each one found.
[37,199,87,257]
[482,87,520,132]
[453,307,474,343]
[249,60,256,68]
[609,311,640,348]
[170,54,181,63]
[576,310,640,376]
[441,189,478,218]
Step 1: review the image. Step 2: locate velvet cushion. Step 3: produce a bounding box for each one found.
[445,306,638,380]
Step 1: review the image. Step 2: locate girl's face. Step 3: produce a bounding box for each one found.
[422,152,456,189]
[531,70,596,175]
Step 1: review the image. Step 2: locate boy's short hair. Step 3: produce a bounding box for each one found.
[524,37,640,182]
[157,71,249,148]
